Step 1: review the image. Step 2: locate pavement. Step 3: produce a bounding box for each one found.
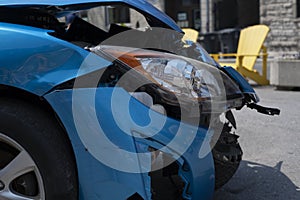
[214,86,300,200]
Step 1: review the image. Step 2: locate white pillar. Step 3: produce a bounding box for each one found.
[200,0,213,33]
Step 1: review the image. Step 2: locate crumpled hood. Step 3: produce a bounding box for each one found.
[0,0,182,32]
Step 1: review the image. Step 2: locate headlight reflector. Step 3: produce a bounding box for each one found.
[139,58,221,99]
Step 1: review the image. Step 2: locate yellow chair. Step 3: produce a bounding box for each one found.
[211,25,270,85]
[182,28,199,43]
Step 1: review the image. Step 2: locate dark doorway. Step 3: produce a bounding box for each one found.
[165,0,201,30]
[213,0,259,30]
[214,0,238,30]
[237,0,260,28]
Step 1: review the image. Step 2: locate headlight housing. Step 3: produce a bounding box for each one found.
[91,45,244,114]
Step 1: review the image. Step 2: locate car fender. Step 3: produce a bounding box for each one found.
[0,22,111,96]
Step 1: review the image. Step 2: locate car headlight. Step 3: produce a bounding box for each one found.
[138,57,221,99]
[92,45,243,113]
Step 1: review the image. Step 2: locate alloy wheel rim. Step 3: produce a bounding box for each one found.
[0,133,45,200]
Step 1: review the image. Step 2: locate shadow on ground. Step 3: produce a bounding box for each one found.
[214,160,300,200]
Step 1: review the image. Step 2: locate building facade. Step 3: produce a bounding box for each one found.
[152,0,300,58]
[84,0,300,58]
[261,0,300,58]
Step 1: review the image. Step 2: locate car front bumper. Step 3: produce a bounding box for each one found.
[44,87,215,200]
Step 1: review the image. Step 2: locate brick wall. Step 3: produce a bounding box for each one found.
[260,0,300,58]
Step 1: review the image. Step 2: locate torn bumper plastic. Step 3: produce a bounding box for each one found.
[44,87,215,200]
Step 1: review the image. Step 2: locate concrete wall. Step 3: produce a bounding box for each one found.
[271,60,300,87]
[130,9,149,30]
[260,0,300,58]
[87,7,107,31]
[131,0,164,30]
[147,0,165,11]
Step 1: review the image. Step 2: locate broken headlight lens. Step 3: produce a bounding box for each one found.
[138,57,222,99]
[95,45,243,110]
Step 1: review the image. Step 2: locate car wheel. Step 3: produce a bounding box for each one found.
[0,98,78,200]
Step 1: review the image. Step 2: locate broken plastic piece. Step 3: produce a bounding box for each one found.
[247,103,280,116]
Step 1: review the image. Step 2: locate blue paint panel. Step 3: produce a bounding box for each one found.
[0,0,181,96]
[0,23,111,95]
[44,88,149,200]
[222,67,257,94]
[44,87,215,200]
[0,1,216,198]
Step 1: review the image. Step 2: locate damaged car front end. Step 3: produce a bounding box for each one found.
[0,1,279,200]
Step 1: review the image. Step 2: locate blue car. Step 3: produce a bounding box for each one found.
[0,1,279,200]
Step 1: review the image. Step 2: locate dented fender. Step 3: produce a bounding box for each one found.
[44,87,215,200]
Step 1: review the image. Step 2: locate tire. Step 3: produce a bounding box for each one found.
[212,124,243,190]
[0,98,78,200]
[213,157,240,190]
